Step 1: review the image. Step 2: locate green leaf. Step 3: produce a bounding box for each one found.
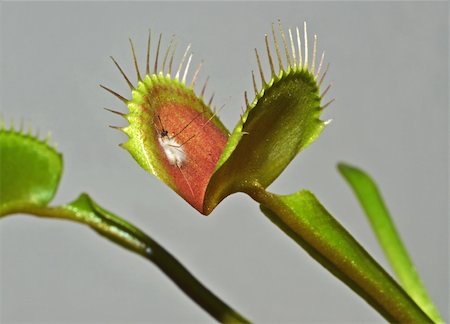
[204,22,330,213]
[255,188,432,323]
[337,162,443,323]
[0,125,62,214]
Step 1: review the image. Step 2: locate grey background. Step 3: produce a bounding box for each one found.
[1,1,448,323]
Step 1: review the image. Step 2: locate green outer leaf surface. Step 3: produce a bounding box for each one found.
[205,69,324,213]
[0,128,62,213]
[338,162,443,323]
[256,188,432,323]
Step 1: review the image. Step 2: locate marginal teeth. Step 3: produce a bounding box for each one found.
[303,21,308,70]
[175,43,191,80]
[278,19,291,67]
[324,119,333,126]
[250,21,331,110]
[129,38,142,82]
[110,56,133,89]
[145,30,151,76]
[208,92,215,106]
[312,34,317,74]
[104,108,126,117]
[288,28,297,68]
[168,40,178,76]
[252,70,258,96]
[297,27,302,68]
[272,23,283,72]
[182,53,193,84]
[109,125,123,131]
[255,48,266,85]
[162,34,175,74]
[318,63,329,87]
[201,76,209,98]
[316,51,325,80]
[154,33,162,73]
[321,99,335,110]
[100,84,128,103]
[320,83,332,98]
[265,34,275,76]
[190,61,203,88]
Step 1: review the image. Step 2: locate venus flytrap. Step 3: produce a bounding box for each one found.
[103,23,331,214]
[1,21,442,323]
[103,22,436,322]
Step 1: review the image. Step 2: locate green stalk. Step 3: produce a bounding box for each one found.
[247,185,432,323]
[338,163,443,323]
[0,197,249,324]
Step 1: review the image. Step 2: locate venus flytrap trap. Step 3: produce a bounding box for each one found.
[0,123,62,214]
[102,32,229,212]
[205,21,332,211]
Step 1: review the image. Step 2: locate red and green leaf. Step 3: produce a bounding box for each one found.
[103,35,228,212]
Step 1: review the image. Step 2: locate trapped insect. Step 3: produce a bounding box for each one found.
[155,115,187,168]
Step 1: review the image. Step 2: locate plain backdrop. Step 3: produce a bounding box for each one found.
[1,1,448,323]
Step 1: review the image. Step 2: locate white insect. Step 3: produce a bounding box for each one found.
[155,115,195,197]
[154,109,220,198]
[158,128,186,168]
[155,114,202,168]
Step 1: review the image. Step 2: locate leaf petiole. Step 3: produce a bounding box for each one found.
[246,185,433,323]
[0,195,249,324]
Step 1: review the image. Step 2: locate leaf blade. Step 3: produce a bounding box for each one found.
[337,162,443,323]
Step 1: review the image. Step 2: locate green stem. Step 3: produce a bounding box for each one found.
[338,163,443,323]
[246,185,433,323]
[1,198,249,324]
